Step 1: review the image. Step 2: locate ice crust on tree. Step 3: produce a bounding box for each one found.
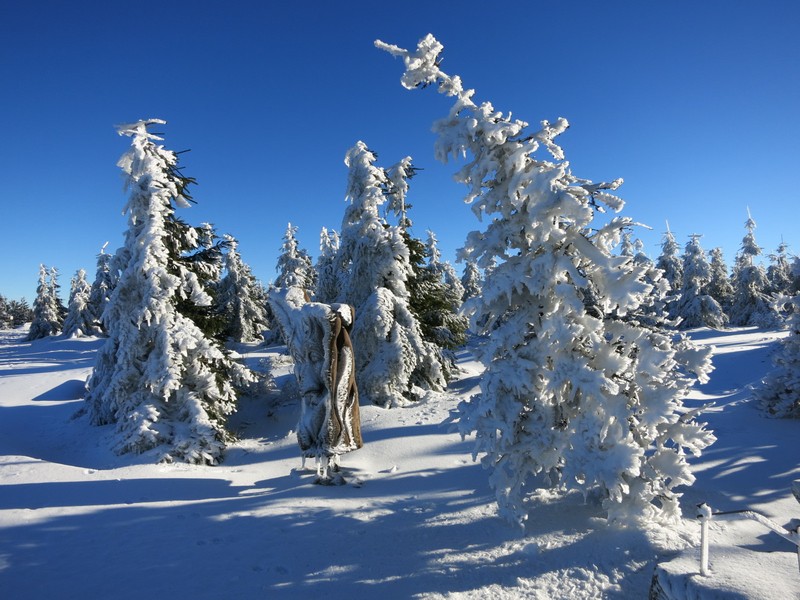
[378,34,715,526]
[268,287,362,476]
[84,119,252,465]
[333,141,445,406]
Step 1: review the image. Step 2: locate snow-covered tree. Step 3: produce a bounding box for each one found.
[7,298,32,328]
[87,244,115,336]
[84,119,253,464]
[656,223,683,317]
[460,260,483,303]
[275,223,315,292]
[767,240,794,296]
[706,247,734,311]
[49,266,67,328]
[413,229,468,351]
[673,235,727,329]
[62,269,94,338]
[379,34,715,526]
[729,212,775,327]
[754,291,800,417]
[217,235,269,343]
[314,227,341,304]
[27,265,62,340]
[334,141,445,406]
[0,295,10,329]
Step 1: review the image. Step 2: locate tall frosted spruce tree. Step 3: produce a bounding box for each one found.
[334,141,445,407]
[27,264,62,340]
[217,235,268,343]
[378,35,715,526]
[729,212,774,327]
[85,119,252,464]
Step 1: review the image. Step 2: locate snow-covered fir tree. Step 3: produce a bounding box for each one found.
[729,212,775,327]
[27,265,62,340]
[334,141,445,406]
[656,223,683,317]
[7,298,32,328]
[767,240,794,296]
[62,269,94,338]
[379,34,715,526]
[49,266,67,329]
[217,235,269,343]
[275,223,315,292]
[0,295,10,329]
[753,290,800,418]
[415,229,468,351]
[84,119,253,464]
[706,247,734,311]
[460,260,483,303]
[673,235,727,329]
[314,227,341,304]
[87,244,115,336]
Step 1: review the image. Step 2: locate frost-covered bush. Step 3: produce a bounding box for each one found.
[84,119,253,464]
[379,34,715,526]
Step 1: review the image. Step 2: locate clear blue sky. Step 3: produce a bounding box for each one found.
[2,1,798,302]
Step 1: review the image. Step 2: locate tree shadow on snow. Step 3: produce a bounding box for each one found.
[0,469,665,600]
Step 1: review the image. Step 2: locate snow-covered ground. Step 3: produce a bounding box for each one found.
[0,327,797,599]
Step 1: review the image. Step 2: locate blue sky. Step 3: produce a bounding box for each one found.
[2,1,798,302]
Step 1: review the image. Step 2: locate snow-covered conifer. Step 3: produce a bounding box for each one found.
[767,241,794,296]
[379,34,715,526]
[0,295,9,329]
[729,212,775,327]
[754,292,800,417]
[275,223,315,292]
[460,260,483,303]
[27,265,62,340]
[48,266,67,328]
[413,229,468,351]
[8,298,32,328]
[62,269,94,338]
[706,247,734,311]
[673,235,727,329]
[87,244,115,336]
[314,227,341,304]
[334,141,445,406]
[656,224,683,316]
[84,119,253,464]
[217,235,269,343]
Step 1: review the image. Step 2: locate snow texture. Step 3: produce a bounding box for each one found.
[0,325,796,599]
